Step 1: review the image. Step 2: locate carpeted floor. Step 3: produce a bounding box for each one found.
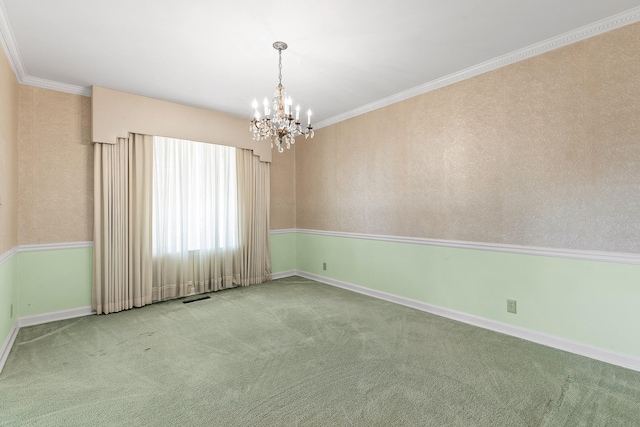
[2,276,640,426]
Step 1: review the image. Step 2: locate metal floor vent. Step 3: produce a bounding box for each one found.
[182,295,211,304]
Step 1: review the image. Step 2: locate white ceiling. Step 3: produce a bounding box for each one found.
[2,0,640,127]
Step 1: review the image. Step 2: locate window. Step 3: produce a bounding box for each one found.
[152,136,238,255]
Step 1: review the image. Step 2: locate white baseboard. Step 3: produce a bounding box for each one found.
[0,306,94,376]
[0,321,19,375]
[272,270,297,280]
[18,306,94,328]
[296,270,640,373]
[4,274,640,375]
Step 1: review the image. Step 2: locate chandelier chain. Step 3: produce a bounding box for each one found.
[278,49,283,87]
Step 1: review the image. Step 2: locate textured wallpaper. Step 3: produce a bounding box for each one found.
[295,22,640,254]
[270,146,296,230]
[18,84,293,243]
[0,47,18,254]
[18,87,93,245]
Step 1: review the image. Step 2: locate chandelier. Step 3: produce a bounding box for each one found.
[250,41,314,153]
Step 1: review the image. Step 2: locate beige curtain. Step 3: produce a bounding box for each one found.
[236,148,272,285]
[93,136,270,314]
[93,133,153,314]
[154,146,272,296]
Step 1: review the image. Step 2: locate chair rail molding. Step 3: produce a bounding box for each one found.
[292,228,640,265]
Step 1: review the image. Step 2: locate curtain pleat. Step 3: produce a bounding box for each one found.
[236,149,272,286]
[151,137,240,300]
[93,133,153,314]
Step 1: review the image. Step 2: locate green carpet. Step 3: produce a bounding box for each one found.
[2,276,640,426]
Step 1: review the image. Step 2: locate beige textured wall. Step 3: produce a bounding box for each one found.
[296,22,640,253]
[18,87,92,244]
[0,47,18,254]
[270,146,296,230]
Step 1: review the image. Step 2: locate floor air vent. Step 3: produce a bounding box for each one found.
[182,295,211,304]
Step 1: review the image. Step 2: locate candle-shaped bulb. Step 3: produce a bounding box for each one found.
[296,104,300,121]
[307,109,312,125]
[252,99,258,109]
[263,97,269,115]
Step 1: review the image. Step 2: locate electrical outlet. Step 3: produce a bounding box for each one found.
[323,262,327,271]
[507,299,517,314]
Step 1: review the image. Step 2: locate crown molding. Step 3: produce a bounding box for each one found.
[314,6,640,130]
[0,0,23,81]
[0,1,90,97]
[22,75,92,96]
[2,3,640,113]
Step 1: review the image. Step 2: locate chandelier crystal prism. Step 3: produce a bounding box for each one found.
[250,41,314,153]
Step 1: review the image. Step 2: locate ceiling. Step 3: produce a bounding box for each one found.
[2,0,640,128]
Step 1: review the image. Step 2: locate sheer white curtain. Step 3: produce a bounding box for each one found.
[152,137,240,300]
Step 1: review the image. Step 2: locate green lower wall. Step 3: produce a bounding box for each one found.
[295,232,640,358]
[8,235,292,321]
[0,253,18,348]
[11,235,291,321]
[17,248,93,317]
[271,233,297,273]
[7,235,640,361]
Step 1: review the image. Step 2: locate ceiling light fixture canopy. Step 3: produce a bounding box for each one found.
[250,41,313,153]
